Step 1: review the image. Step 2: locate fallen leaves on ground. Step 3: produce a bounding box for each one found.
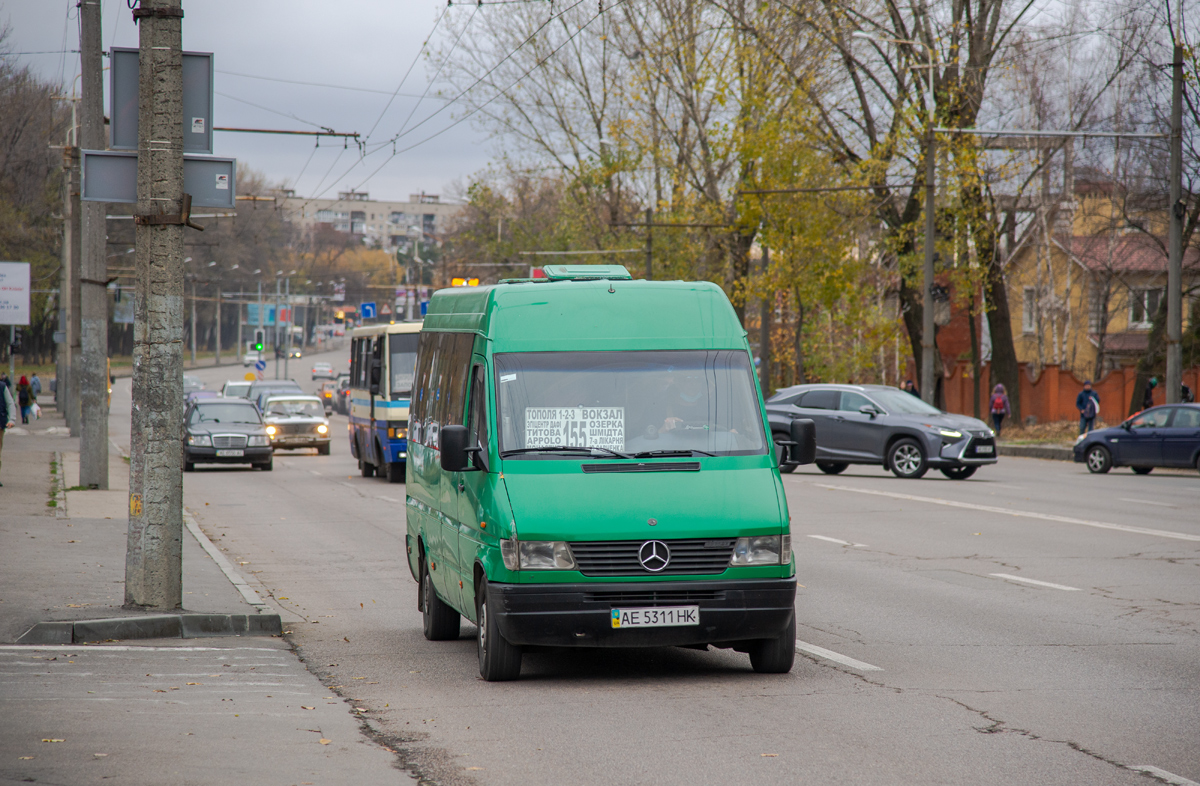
[318,739,331,745]
[301,706,315,710]
[41,739,64,743]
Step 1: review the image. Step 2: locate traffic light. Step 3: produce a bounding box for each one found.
[252,329,264,352]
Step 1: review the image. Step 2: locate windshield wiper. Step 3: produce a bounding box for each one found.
[633,449,716,458]
[501,446,634,459]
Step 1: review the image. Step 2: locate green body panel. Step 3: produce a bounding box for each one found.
[405,278,790,622]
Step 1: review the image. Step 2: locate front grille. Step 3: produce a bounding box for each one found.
[583,588,726,604]
[569,538,736,577]
[212,434,247,449]
[275,423,321,436]
[964,437,996,459]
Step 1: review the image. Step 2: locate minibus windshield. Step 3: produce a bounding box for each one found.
[495,350,767,457]
[390,333,419,395]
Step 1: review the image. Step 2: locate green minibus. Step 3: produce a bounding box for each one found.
[404,265,815,680]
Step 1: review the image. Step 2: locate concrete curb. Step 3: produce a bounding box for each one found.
[15,613,283,644]
[999,444,1074,461]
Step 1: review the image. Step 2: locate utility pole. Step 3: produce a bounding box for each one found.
[59,145,80,430]
[126,0,185,610]
[921,128,937,407]
[759,245,771,396]
[274,276,281,379]
[235,298,242,365]
[257,280,263,368]
[283,276,290,380]
[1166,41,1184,405]
[644,208,653,280]
[79,0,109,489]
[190,279,197,365]
[214,285,221,366]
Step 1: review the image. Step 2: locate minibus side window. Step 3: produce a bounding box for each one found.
[412,332,437,445]
[466,364,489,471]
[349,338,358,386]
[443,334,473,427]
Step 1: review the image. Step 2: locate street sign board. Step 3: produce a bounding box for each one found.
[110,48,214,154]
[360,302,377,319]
[254,360,267,372]
[0,262,30,325]
[81,150,237,208]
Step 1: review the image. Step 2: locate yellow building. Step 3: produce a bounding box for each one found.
[1006,184,1199,380]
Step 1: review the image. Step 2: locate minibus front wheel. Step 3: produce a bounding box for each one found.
[747,610,796,674]
[476,577,522,681]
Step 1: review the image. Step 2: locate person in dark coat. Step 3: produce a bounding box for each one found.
[15,376,31,424]
[1142,377,1158,411]
[989,383,1011,435]
[0,381,14,486]
[903,380,921,398]
[1076,381,1100,435]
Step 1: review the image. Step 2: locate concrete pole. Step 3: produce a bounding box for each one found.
[645,208,653,280]
[274,277,281,379]
[59,146,79,426]
[236,300,242,365]
[920,129,937,406]
[759,245,771,396]
[190,280,197,365]
[126,0,184,610]
[78,0,108,489]
[283,277,290,380]
[1166,43,1183,404]
[214,286,222,366]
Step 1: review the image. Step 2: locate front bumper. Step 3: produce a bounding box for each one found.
[185,446,273,464]
[488,577,796,648]
[927,433,998,467]
[271,434,331,449]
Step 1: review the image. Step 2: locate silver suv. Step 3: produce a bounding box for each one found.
[261,394,332,455]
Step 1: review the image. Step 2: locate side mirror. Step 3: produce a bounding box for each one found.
[1121,421,1133,431]
[859,405,878,418]
[789,418,817,465]
[439,425,480,472]
[368,359,382,395]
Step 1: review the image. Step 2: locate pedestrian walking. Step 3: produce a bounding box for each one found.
[0,372,9,391]
[15,376,31,424]
[29,372,41,398]
[1076,381,1100,435]
[903,380,921,398]
[0,380,14,486]
[1182,383,1194,404]
[1142,377,1158,411]
[989,383,1011,435]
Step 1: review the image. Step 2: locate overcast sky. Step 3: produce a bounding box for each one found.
[4,0,494,203]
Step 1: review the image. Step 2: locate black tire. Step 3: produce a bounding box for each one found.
[476,576,522,681]
[317,443,331,456]
[183,460,194,473]
[888,438,928,479]
[816,461,848,475]
[359,457,375,477]
[386,461,404,483]
[257,456,273,472]
[1131,466,1153,475]
[772,432,797,474]
[940,466,977,480]
[1085,445,1112,474]
[421,560,460,641]
[748,610,796,674]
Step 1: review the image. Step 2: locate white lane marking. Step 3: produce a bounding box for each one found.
[183,510,271,612]
[1119,497,1177,509]
[989,573,1082,592]
[794,640,882,671]
[309,470,322,476]
[0,645,283,652]
[378,495,401,503]
[813,484,1200,542]
[1130,766,1200,786]
[807,535,868,548]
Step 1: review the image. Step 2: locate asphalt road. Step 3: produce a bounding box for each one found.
[113,350,1200,786]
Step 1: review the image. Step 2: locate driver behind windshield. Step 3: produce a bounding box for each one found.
[660,371,712,433]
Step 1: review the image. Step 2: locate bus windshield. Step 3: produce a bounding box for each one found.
[390,333,419,396]
[494,350,767,457]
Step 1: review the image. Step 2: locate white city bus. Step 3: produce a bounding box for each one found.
[348,322,421,482]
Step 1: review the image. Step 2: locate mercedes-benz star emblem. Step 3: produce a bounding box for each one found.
[639,540,670,572]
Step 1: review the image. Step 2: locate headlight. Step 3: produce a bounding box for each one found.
[730,535,786,566]
[266,425,277,436]
[501,538,519,571]
[317,424,328,434]
[1074,433,1087,445]
[187,434,211,447]
[395,427,407,439]
[938,428,963,439]
[518,541,576,570]
[248,435,269,447]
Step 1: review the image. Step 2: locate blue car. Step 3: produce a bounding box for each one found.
[1074,403,1200,474]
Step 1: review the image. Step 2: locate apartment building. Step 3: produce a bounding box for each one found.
[279,189,462,250]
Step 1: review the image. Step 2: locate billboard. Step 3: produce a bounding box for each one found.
[0,262,31,325]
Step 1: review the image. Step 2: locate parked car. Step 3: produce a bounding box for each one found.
[183,375,205,396]
[261,394,331,454]
[1074,403,1200,474]
[334,373,351,415]
[246,379,303,410]
[765,383,998,479]
[288,347,302,359]
[183,399,273,472]
[185,390,221,405]
[221,380,253,399]
[311,362,335,381]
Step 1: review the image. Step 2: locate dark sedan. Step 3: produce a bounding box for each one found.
[183,399,274,472]
[766,384,998,479]
[1074,403,1200,474]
